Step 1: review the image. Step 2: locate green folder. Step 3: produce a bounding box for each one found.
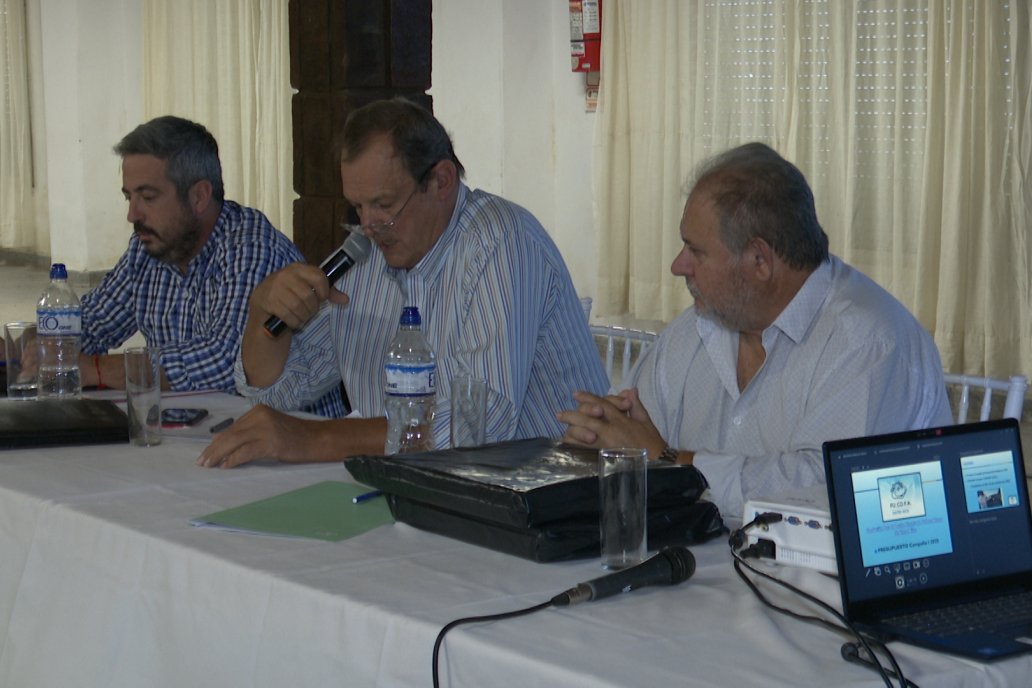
[191,481,393,542]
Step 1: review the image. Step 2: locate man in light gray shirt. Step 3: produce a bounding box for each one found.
[559,142,952,524]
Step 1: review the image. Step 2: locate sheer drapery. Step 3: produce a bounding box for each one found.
[0,0,42,254]
[594,1,1031,378]
[141,0,293,236]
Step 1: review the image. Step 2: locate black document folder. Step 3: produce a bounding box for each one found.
[388,494,723,562]
[0,398,129,448]
[345,438,725,561]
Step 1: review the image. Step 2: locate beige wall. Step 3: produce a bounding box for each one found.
[33,0,142,272]
[30,0,599,298]
[431,0,599,299]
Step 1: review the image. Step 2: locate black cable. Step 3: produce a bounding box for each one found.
[728,511,784,550]
[841,640,920,688]
[432,599,555,688]
[732,556,843,634]
[734,535,912,688]
[732,550,900,687]
[729,519,916,688]
[731,527,891,685]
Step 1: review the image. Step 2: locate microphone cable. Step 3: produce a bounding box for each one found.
[432,598,555,688]
[729,515,917,688]
[432,546,694,687]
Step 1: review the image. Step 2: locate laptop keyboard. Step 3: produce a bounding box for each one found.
[886,590,1032,638]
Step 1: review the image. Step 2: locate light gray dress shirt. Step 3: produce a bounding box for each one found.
[235,183,608,448]
[629,255,953,525]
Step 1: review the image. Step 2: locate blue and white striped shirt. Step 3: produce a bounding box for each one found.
[82,201,319,396]
[236,184,609,447]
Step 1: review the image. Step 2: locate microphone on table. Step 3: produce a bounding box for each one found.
[551,546,696,606]
[263,232,373,337]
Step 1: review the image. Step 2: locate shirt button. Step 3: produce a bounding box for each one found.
[733,416,743,426]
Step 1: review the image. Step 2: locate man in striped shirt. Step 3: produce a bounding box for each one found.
[198,99,608,468]
[78,116,341,416]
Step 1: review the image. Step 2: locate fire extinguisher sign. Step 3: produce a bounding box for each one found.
[570,0,601,73]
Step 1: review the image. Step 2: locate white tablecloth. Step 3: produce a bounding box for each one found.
[0,392,1028,687]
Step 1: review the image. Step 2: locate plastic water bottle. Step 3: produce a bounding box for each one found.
[36,263,82,399]
[384,306,436,454]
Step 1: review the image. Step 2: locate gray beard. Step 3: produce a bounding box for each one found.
[136,216,203,266]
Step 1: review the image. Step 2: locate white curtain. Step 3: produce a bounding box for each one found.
[594,0,1032,378]
[0,0,41,254]
[141,0,294,237]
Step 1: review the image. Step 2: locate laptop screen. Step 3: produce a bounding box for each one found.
[824,419,1032,616]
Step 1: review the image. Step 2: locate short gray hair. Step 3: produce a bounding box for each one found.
[339,98,465,188]
[690,142,828,270]
[114,116,224,203]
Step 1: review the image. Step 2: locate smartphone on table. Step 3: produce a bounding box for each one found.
[160,408,209,428]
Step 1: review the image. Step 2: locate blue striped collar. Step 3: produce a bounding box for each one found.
[384,183,467,285]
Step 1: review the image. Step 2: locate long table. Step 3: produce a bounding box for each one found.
[0,392,1029,687]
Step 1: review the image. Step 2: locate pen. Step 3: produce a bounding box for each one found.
[210,417,234,434]
[352,489,384,504]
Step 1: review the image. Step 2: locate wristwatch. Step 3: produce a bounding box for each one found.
[656,446,680,464]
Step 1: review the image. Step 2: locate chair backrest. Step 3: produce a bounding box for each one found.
[590,325,658,392]
[579,296,593,323]
[943,373,1028,424]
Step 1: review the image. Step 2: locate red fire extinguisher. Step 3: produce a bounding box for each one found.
[570,0,601,73]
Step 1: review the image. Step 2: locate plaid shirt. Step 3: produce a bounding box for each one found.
[82,201,342,416]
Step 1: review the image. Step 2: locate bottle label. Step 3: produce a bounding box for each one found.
[384,363,436,396]
[37,308,82,337]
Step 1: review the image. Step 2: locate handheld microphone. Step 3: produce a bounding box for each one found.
[263,232,372,337]
[551,546,696,606]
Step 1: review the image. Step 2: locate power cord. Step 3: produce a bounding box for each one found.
[841,640,919,688]
[432,599,555,688]
[728,511,783,557]
[729,514,918,688]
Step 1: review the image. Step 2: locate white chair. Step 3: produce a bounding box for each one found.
[590,325,658,391]
[943,373,1028,424]
[579,296,593,323]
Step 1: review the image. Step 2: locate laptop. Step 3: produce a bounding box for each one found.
[823,418,1032,660]
[0,397,129,448]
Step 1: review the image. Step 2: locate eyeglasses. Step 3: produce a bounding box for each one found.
[342,186,418,239]
[343,162,438,239]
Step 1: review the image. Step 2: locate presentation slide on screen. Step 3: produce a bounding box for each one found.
[851,460,953,568]
[960,450,1020,513]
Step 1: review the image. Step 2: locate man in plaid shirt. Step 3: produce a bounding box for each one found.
[77,116,343,416]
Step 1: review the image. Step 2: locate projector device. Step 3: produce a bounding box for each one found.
[741,485,837,574]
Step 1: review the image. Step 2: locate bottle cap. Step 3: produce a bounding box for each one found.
[400,306,421,326]
[49,263,68,280]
